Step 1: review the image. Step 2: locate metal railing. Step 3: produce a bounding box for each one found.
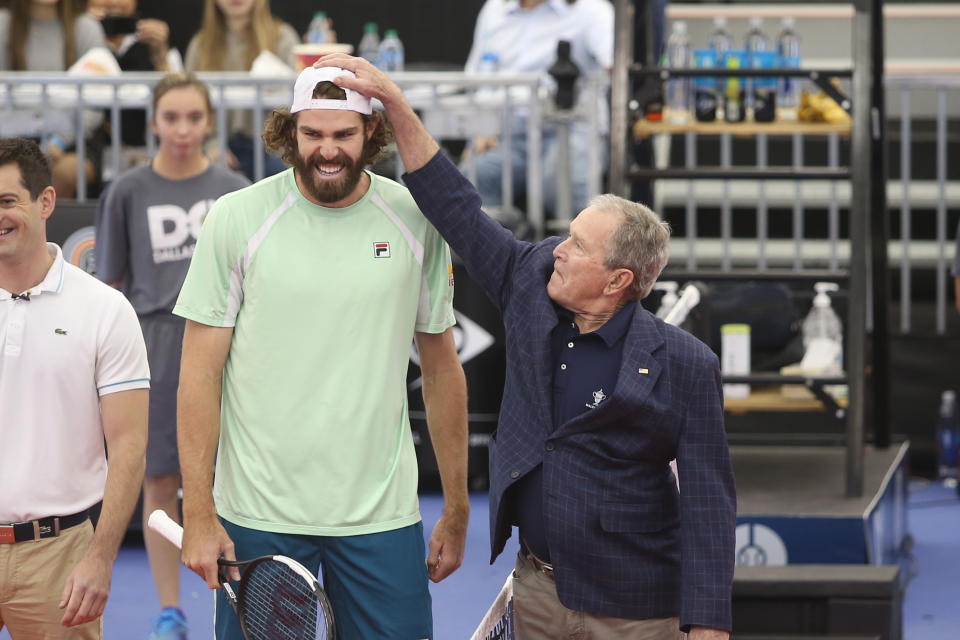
[0,70,608,239]
[887,72,959,335]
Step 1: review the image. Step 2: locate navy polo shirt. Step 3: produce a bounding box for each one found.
[511,302,636,561]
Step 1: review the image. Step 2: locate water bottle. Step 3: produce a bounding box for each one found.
[707,16,733,61]
[743,17,769,114]
[744,17,771,63]
[472,52,501,101]
[707,16,733,108]
[664,21,692,124]
[358,22,380,65]
[777,16,802,120]
[305,11,331,45]
[378,29,405,73]
[936,390,960,479]
[477,52,499,74]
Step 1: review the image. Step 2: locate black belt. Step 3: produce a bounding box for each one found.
[0,509,90,544]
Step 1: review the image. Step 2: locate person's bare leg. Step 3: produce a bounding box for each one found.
[142,474,182,608]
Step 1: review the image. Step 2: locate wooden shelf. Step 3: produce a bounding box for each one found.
[724,387,848,415]
[632,119,852,139]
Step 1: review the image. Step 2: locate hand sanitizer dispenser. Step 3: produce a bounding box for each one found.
[800,282,843,374]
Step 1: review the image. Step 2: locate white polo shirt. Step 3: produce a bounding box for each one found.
[0,243,150,523]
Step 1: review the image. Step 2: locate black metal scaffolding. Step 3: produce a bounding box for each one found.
[608,0,890,497]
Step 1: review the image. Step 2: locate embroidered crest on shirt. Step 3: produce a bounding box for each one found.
[373,241,391,258]
[585,388,607,409]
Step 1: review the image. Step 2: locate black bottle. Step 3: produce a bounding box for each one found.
[548,40,580,110]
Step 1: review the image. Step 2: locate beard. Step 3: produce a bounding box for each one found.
[294,148,366,204]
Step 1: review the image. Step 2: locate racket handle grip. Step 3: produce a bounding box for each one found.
[148,509,184,549]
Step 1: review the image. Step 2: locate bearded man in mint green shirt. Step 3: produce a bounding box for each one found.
[173,66,468,640]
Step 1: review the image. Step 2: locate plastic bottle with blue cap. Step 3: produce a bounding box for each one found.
[305,11,331,45]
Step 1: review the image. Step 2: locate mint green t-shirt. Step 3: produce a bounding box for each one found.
[174,169,455,536]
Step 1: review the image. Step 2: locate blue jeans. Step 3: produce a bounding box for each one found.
[228,134,287,182]
[215,518,433,640]
[464,124,609,219]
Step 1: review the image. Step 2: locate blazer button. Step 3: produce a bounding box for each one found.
[510,470,520,479]
[545,443,554,451]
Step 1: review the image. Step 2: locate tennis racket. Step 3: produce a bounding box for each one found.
[469,573,515,640]
[148,509,336,640]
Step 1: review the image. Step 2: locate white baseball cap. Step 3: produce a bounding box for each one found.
[290,66,372,115]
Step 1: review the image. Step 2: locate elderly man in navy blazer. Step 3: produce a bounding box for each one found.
[318,55,737,640]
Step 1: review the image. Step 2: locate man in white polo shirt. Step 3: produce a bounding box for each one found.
[0,137,149,638]
[175,67,468,640]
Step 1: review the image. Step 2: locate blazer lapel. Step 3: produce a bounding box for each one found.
[617,309,665,399]
[530,294,560,431]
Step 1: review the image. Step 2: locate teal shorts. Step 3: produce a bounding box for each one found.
[215,517,432,640]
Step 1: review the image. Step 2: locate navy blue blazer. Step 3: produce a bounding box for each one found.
[404,152,736,631]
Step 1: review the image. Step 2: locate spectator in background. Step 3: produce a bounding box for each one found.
[185,0,300,181]
[0,0,107,198]
[87,0,182,177]
[87,0,180,76]
[94,73,248,640]
[462,0,614,225]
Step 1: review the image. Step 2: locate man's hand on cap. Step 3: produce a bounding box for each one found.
[313,54,405,111]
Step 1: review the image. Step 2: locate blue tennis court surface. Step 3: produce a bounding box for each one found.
[1,483,957,639]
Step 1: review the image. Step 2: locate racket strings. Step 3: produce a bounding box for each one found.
[475,598,514,640]
[239,560,329,639]
[470,575,515,640]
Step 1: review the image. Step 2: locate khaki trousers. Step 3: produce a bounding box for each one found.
[0,521,101,639]
[513,552,686,640]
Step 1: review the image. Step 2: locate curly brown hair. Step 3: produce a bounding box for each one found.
[262,81,392,168]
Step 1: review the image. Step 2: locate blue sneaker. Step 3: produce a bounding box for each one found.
[149,607,188,640]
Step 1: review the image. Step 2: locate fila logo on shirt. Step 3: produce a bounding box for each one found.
[147,200,215,264]
[373,242,391,258]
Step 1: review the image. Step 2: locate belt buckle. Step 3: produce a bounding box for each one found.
[528,552,554,579]
[539,560,554,579]
[0,524,14,544]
